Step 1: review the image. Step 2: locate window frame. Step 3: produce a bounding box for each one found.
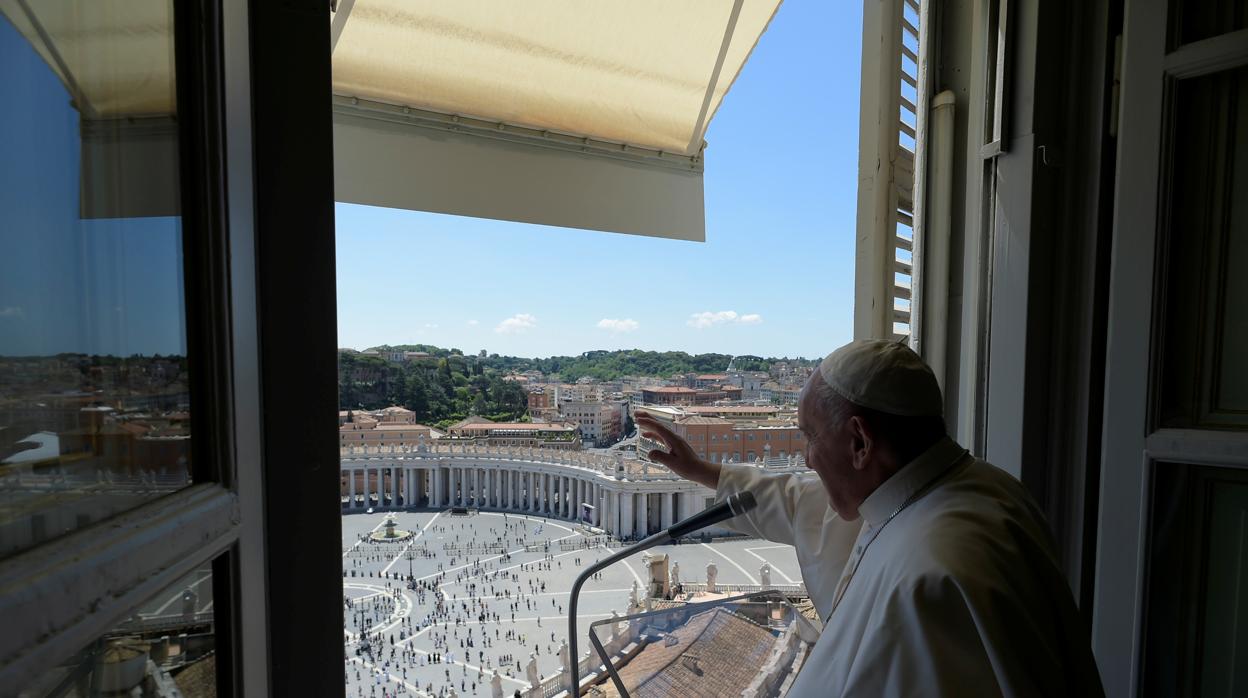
[0,0,258,689]
[0,0,343,694]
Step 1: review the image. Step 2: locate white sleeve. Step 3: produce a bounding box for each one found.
[714,464,859,616]
[714,463,828,546]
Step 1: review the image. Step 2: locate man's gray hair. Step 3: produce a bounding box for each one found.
[811,371,856,429]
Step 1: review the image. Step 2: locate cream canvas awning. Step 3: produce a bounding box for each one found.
[331,0,781,240]
[1,0,781,234]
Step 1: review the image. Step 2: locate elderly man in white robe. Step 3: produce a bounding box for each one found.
[635,340,1103,697]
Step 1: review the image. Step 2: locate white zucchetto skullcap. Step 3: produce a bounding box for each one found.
[819,340,943,417]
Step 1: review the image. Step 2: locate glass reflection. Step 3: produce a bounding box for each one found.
[0,1,190,559]
[15,562,217,697]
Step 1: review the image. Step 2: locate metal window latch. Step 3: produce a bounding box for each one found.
[1037,144,1060,167]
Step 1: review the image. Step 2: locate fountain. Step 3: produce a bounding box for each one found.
[368,513,414,542]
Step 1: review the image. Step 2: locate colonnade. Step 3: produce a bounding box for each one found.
[341,461,706,539]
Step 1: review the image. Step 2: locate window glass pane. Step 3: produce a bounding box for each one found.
[1172,0,1246,47]
[0,1,190,559]
[1157,66,1248,430]
[16,561,217,697]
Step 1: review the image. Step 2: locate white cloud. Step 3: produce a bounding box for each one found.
[495,313,537,334]
[687,310,763,329]
[466,319,479,326]
[688,310,737,328]
[686,310,763,328]
[0,306,23,318]
[423,323,439,329]
[596,318,639,333]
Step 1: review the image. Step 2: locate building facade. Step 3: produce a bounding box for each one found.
[560,400,626,447]
[445,417,581,449]
[338,443,809,539]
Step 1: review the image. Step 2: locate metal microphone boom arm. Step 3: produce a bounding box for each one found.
[566,491,756,696]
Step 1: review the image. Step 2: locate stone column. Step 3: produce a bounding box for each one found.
[392,467,399,508]
[534,472,541,513]
[529,472,536,513]
[349,469,356,509]
[432,467,442,507]
[619,492,634,538]
[637,492,649,536]
[561,476,568,518]
[661,492,673,530]
[541,471,551,516]
[550,474,558,516]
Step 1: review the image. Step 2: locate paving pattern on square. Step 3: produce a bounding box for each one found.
[341,510,799,698]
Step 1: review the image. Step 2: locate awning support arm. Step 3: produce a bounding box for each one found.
[330,0,356,52]
[686,0,744,154]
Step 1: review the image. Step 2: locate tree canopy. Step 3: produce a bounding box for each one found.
[340,346,814,429]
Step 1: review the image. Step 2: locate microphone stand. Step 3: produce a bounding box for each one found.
[565,491,754,696]
[567,529,672,697]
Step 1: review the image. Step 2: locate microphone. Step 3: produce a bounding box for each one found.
[567,490,758,696]
[667,491,757,539]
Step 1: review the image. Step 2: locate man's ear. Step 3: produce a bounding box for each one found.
[848,415,872,471]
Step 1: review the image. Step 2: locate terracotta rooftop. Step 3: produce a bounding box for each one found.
[684,406,780,415]
[674,416,732,426]
[600,607,779,698]
[451,421,574,431]
[643,387,697,394]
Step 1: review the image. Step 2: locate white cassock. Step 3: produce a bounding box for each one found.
[715,437,1103,697]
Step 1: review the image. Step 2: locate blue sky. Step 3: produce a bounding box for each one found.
[0,14,187,358]
[336,1,862,360]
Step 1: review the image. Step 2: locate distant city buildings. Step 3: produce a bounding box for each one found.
[445,416,581,450]
[338,408,444,449]
[559,399,626,447]
[634,405,803,465]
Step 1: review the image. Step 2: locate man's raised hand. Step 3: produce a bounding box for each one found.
[634,411,721,489]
